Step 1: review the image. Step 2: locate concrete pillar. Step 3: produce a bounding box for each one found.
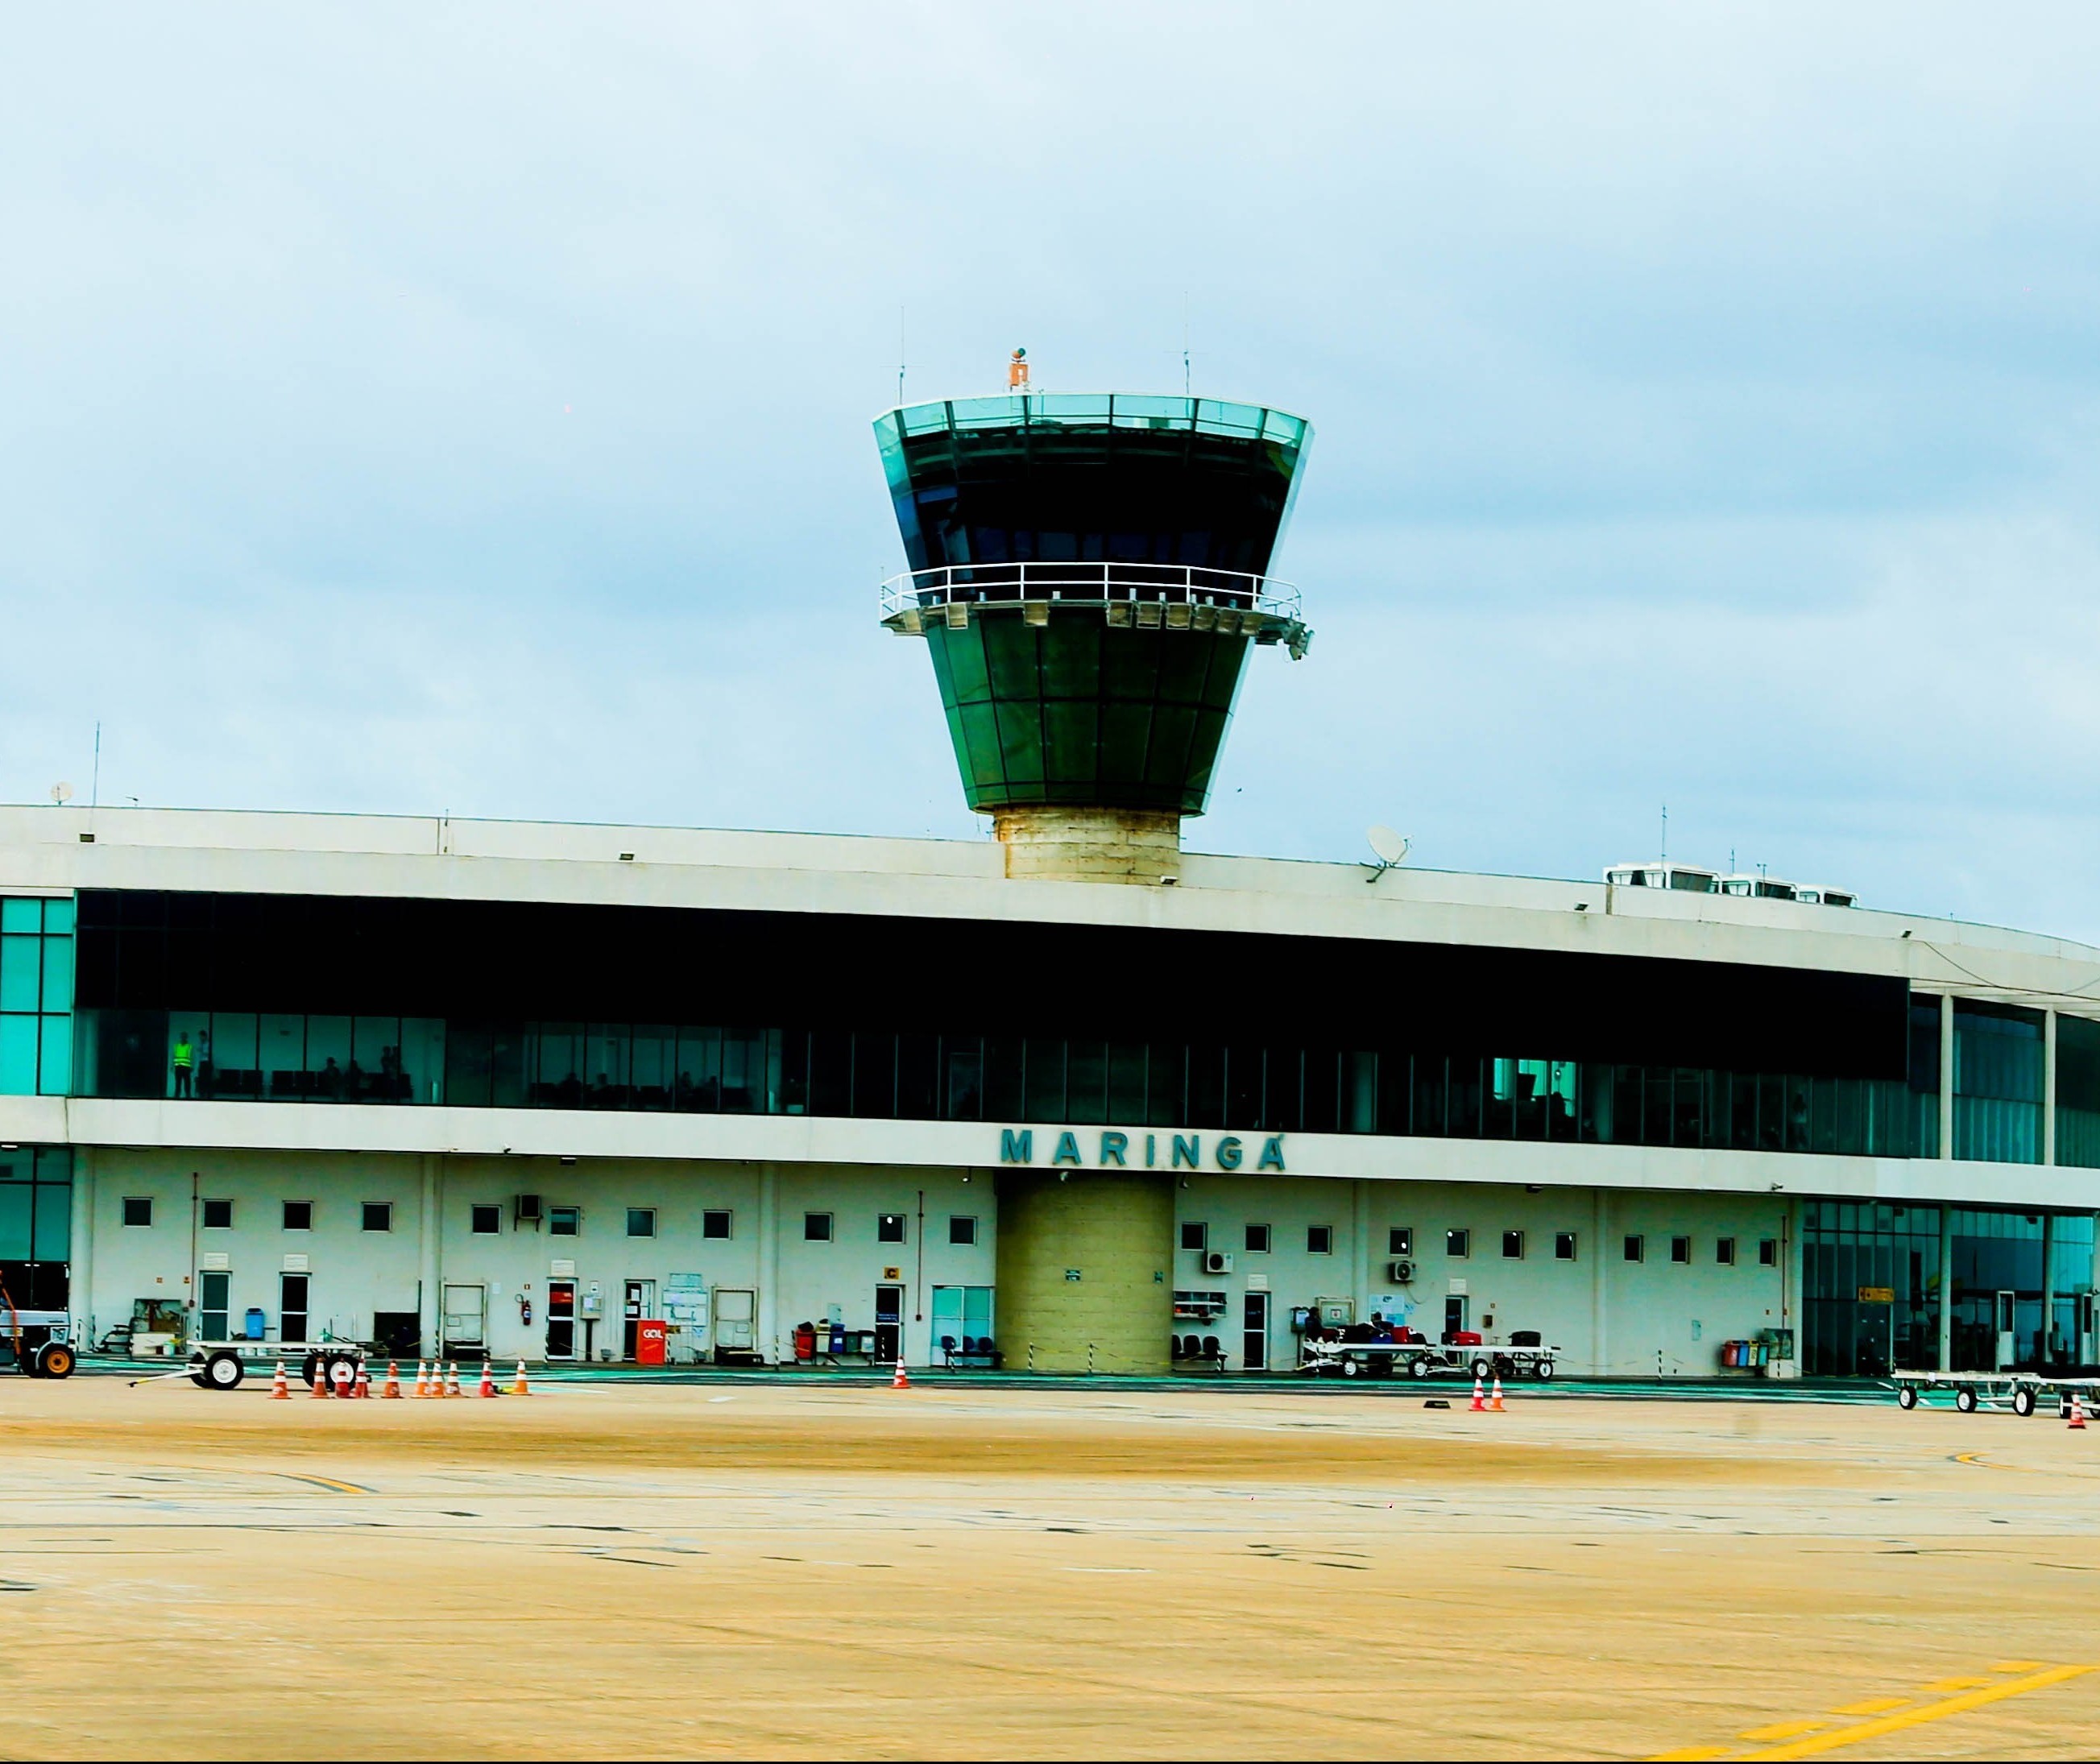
[758,1164,779,1365]
[2044,1009,2058,1166]
[417,1153,441,1357]
[1591,1186,1609,1377]
[1939,994,1956,1161]
[1351,1180,1371,1321]
[2040,1212,2057,1364]
[1936,1205,1954,1373]
[996,1170,1172,1373]
[68,1145,95,1340]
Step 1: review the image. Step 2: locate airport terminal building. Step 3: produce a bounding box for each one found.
[3,388,2096,1378]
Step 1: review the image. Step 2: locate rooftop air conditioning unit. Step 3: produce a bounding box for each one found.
[1389,1259,1415,1284]
[1201,1249,1234,1276]
[515,1194,543,1228]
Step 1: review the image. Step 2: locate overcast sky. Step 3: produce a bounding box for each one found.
[4,6,2098,936]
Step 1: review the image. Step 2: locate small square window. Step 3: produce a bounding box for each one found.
[703,1210,732,1240]
[1179,1221,1207,1252]
[122,1195,152,1228]
[470,1204,500,1235]
[1307,1224,1333,1255]
[1758,1238,1779,1267]
[627,1207,656,1238]
[362,1203,392,1232]
[1671,1235,1691,1265]
[876,1212,906,1244]
[1624,1234,1645,1263]
[549,1205,581,1236]
[949,1215,976,1246]
[804,1211,833,1242]
[1388,1227,1412,1257]
[1245,1223,1271,1254]
[1501,1229,1525,1260]
[1716,1236,1736,1266]
[201,1199,233,1230]
[1555,1231,1577,1261]
[1446,1228,1470,1260]
[283,1200,312,1232]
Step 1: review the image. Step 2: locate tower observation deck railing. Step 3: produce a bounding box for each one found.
[879,561,1310,655]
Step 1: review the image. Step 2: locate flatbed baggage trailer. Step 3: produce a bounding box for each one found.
[1301,1340,1559,1381]
[1891,1368,2100,1417]
[184,1339,370,1391]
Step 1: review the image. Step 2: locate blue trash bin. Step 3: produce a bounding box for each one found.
[243,1306,267,1340]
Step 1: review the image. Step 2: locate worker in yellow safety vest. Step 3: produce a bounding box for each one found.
[172,1033,194,1098]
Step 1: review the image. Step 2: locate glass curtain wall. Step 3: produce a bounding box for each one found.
[2057,1013,2100,1169]
[1800,1202,1942,1377]
[0,899,73,1096]
[0,1145,72,1310]
[1953,1002,2044,1162]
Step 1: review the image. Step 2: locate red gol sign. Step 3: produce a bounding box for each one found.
[636,1319,669,1366]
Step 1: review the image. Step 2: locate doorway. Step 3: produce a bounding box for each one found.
[1443,1294,1469,1340]
[547,1278,578,1360]
[711,1287,756,1363]
[441,1282,487,1357]
[623,1279,657,1360]
[873,1283,905,1363]
[280,1272,310,1345]
[199,1270,230,1344]
[1242,1290,1270,1372]
[1994,1290,2015,1370]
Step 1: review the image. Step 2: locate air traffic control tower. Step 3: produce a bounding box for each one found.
[876,368,1312,884]
[876,367,1314,1371]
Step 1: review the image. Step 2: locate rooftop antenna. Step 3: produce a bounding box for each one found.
[1363,823,1410,884]
[91,721,101,810]
[1183,293,1191,397]
[48,782,72,806]
[897,306,906,407]
[1008,346,1029,391]
[1660,802,1667,863]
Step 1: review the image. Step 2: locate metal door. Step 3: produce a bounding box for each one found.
[441,1282,487,1355]
[873,1284,905,1363]
[1444,1294,1468,1340]
[1994,1290,2015,1370]
[1241,1290,1269,1371]
[546,1278,578,1360]
[199,1270,230,1343]
[623,1279,655,1359]
[711,1288,756,1359]
[280,1272,310,1345]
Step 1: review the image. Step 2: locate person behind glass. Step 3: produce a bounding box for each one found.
[171,1031,195,1098]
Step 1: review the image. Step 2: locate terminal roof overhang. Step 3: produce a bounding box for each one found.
[2,804,2098,1018]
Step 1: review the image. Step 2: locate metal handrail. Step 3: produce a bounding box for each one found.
[879,561,1303,622]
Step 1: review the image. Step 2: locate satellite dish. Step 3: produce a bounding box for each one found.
[49,782,72,805]
[1367,825,1409,867]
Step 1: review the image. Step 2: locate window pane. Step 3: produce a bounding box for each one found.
[0,1017,36,1095]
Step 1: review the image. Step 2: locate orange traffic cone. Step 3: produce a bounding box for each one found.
[270,1361,290,1401]
[511,1360,530,1397]
[445,1361,463,1399]
[1468,1374,1485,1412]
[311,1363,330,1398]
[1489,1375,1506,1413]
[2071,1393,2088,1431]
[891,1356,910,1390]
[381,1362,402,1399]
[352,1364,371,1400]
[412,1360,429,1398]
[478,1360,496,1398]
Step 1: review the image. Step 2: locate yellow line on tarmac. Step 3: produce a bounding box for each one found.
[1733,1664,2094,1761]
[281,1473,372,1495]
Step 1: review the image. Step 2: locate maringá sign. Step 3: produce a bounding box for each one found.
[999,1128,1286,1173]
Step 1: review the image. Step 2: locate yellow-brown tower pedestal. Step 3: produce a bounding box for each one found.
[993,1170,1174,1373]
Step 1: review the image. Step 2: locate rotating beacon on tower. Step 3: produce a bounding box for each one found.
[876,356,1313,881]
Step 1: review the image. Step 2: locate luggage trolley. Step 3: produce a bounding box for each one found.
[1891,1368,2100,1418]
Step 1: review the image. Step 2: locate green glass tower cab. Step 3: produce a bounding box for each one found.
[876,390,1312,880]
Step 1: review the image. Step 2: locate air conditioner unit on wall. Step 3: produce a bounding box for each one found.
[1389,1259,1414,1283]
[1202,1249,1234,1276]
[515,1194,542,1228]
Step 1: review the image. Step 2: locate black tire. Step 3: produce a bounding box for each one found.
[1408,1356,1431,1380]
[327,1354,357,1391]
[2011,1386,2036,1418]
[1340,1356,1361,1378]
[1470,1357,1492,1381]
[1956,1385,1978,1413]
[203,1351,243,1391]
[299,1352,321,1389]
[1897,1384,1918,1410]
[1534,1359,1555,1381]
[33,1342,73,1379]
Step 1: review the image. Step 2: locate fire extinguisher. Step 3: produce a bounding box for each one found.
[519,1294,533,1327]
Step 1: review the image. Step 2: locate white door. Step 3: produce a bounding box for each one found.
[712,1287,756,1359]
[1994,1290,2015,1370]
[442,1283,487,1355]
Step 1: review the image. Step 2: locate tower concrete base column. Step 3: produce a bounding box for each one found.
[992,808,1181,884]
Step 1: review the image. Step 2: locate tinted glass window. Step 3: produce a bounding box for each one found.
[283,1200,312,1231]
[1388,1227,1411,1256]
[1307,1225,1332,1254]
[1555,1232,1576,1261]
[1446,1229,1469,1259]
[470,1204,499,1235]
[122,1196,151,1227]
[627,1208,655,1238]
[1501,1230,1524,1259]
[201,1199,233,1229]
[1179,1221,1207,1252]
[362,1203,391,1232]
[948,1215,976,1246]
[877,1213,906,1244]
[702,1211,731,1240]
[1245,1223,1270,1253]
[805,1211,832,1242]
